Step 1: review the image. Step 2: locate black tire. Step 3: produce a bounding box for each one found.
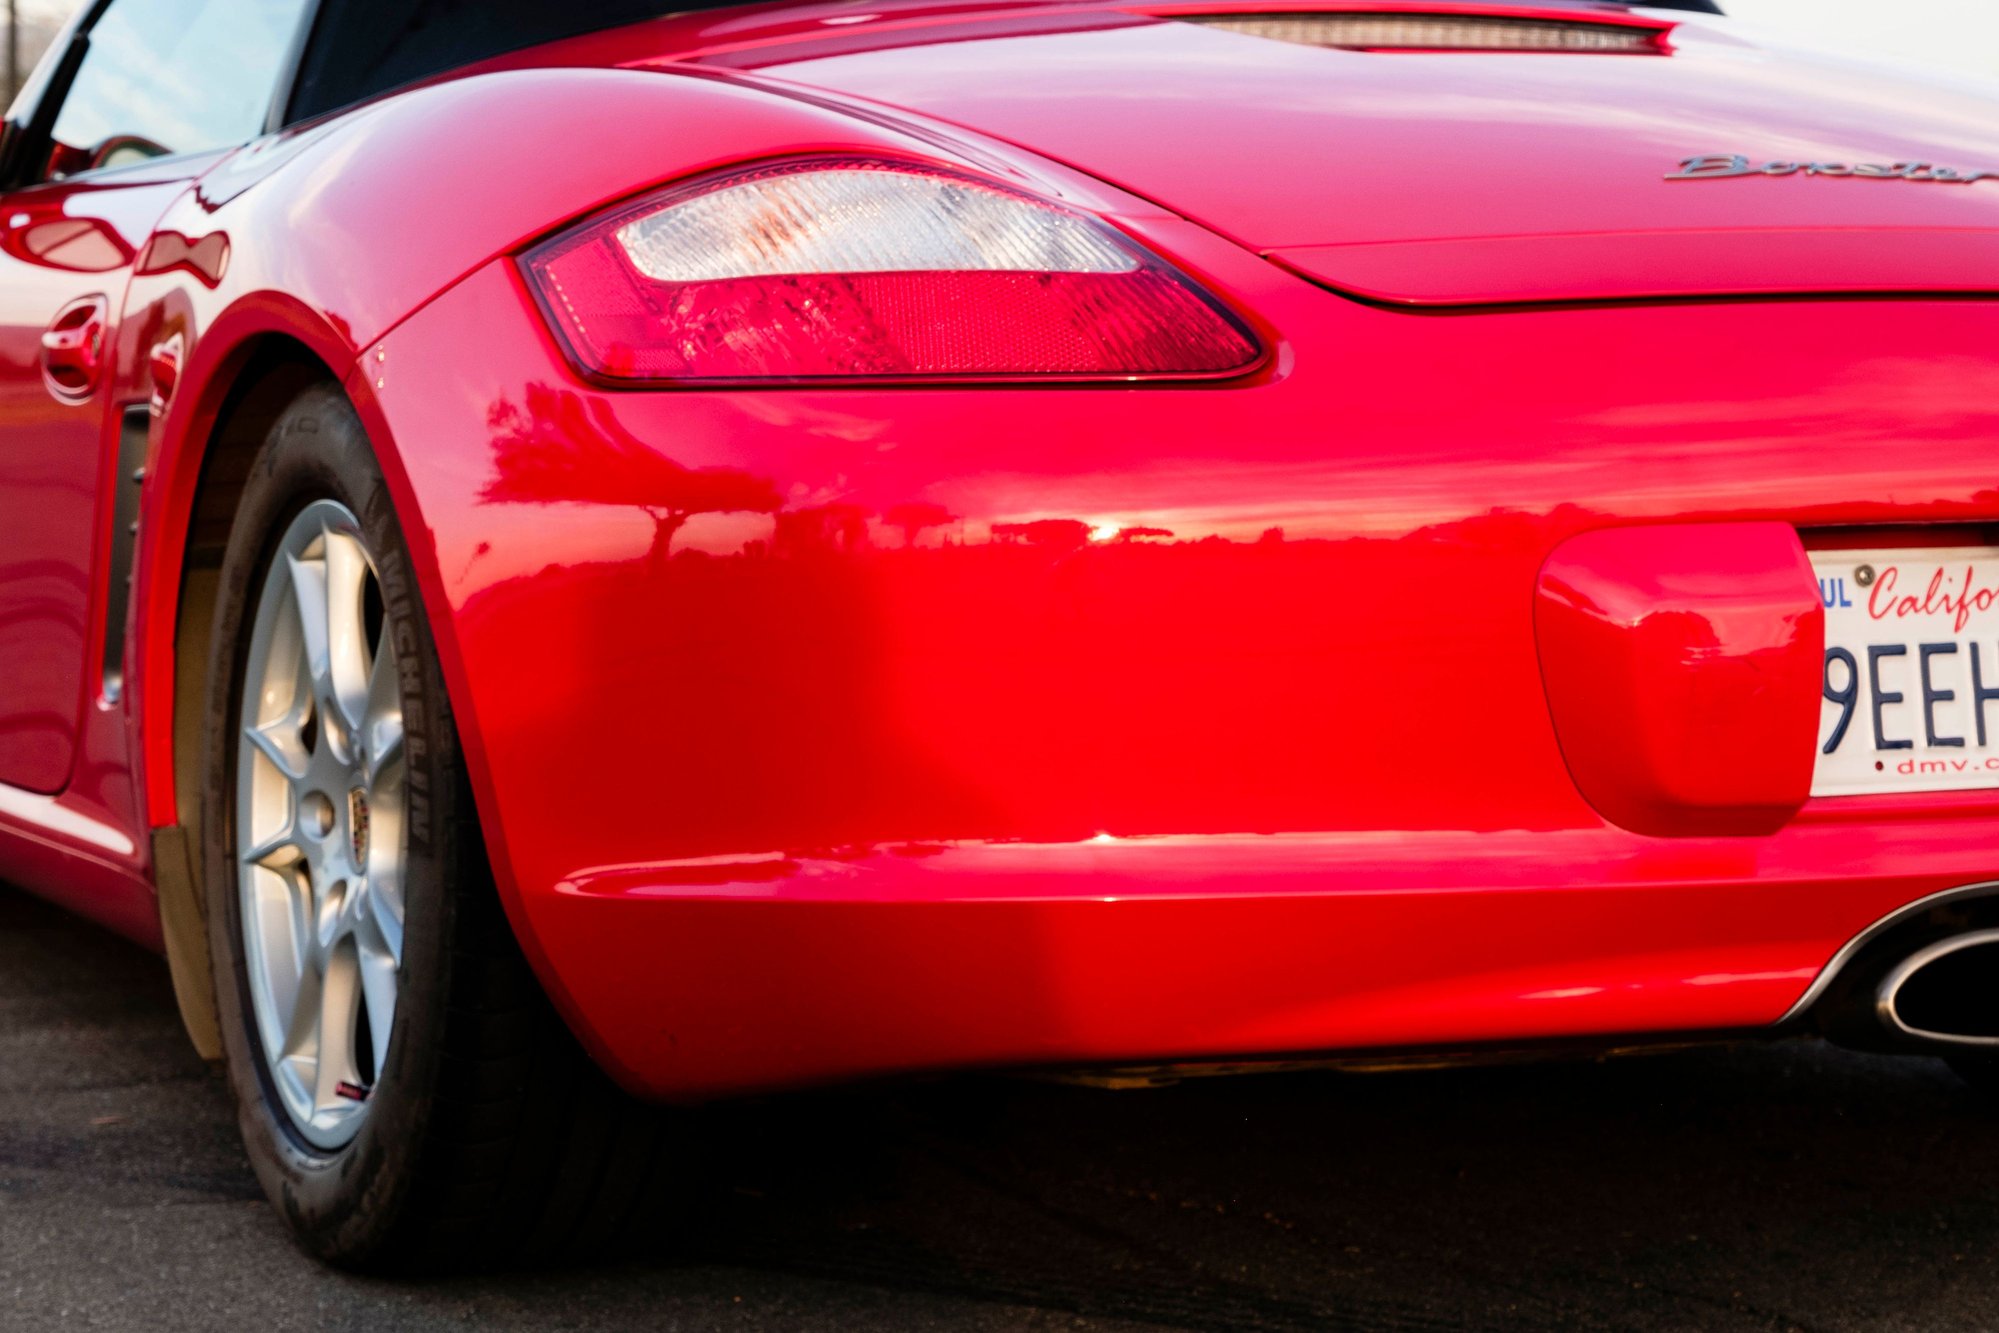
[202,382,686,1270]
[1950,1056,1999,1095]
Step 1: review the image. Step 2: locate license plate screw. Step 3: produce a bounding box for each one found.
[1855,564,1877,587]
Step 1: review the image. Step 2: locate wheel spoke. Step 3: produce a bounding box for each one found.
[363,873,404,965]
[357,941,398,1079]
[244,721,308,783]
[324,527,373,734]
[247,866,311,1049]
[312,941,363,1114]
[277,938,322,1061]
[363,635,404,788]
[285,550,331,691]
[241,818,302,871]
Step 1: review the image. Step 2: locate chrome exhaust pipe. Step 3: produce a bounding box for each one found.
[1876,928,1999,1048]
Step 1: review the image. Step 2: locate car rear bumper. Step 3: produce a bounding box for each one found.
[355,249,1999,1099]
[534,828,1991,1099]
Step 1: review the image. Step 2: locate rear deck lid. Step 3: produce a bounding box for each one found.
[704,4,1999,303]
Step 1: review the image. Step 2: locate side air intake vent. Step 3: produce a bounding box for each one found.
[1183,13,1671,53]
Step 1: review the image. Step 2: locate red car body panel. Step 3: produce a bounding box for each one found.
[1535,522,1824,839]
[0,164,191,799]
[6,0,1999,1096]
[361,252,1999,1096]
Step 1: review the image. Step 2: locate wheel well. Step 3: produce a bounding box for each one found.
[158,338,344,1061]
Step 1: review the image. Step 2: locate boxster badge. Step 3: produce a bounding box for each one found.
[1668,154,1998,183]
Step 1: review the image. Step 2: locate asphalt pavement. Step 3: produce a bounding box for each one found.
[7,881,1999,1332]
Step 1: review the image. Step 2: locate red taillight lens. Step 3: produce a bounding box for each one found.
[522,159,1262,384]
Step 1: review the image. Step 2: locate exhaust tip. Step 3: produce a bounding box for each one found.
[1878,929,1999,1047]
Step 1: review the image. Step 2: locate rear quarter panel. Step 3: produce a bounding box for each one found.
[135,66,1097,834]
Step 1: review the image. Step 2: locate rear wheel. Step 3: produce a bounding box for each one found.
[1949,1057,1999,1095]
[202,383,686,1269]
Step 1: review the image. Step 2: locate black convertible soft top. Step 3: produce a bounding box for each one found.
[287,0,1725,125]
[287,0,683,122]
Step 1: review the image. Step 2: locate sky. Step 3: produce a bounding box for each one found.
[1722,0,1999,87]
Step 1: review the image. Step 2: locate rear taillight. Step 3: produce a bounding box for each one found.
[522,159,1261,384]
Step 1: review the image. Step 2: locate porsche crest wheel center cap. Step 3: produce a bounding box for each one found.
[349,788,370,866]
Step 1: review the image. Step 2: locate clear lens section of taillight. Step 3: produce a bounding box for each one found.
[522,159,1262,383]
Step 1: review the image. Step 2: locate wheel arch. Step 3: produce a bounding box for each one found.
[145,331,351,1060]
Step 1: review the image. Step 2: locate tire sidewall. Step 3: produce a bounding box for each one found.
[202,385,458,1264]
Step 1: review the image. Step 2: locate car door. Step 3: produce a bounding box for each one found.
[0,0,311,794]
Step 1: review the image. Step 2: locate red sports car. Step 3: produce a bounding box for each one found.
[5,0,1996,1268]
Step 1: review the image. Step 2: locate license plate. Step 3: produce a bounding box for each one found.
[1814,547,1999,797]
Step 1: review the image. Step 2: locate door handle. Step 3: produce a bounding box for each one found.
[41,294,110,401]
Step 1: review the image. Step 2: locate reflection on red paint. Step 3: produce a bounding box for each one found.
[136,231,231,288]
[481,385,782,566]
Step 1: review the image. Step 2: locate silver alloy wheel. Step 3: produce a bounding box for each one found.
[236,500,407,1151]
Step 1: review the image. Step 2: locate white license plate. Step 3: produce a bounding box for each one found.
[1815,548,1999,797]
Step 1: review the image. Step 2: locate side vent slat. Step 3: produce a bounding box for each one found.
[101,405,149,703]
